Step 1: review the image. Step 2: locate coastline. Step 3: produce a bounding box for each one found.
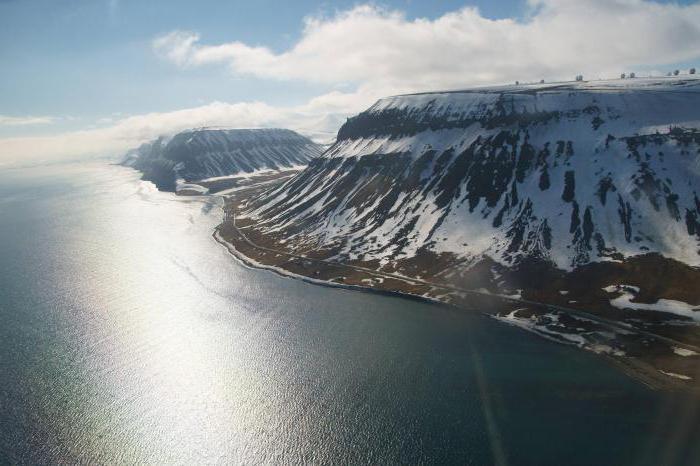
[211,205,700,396]
[212,228,451,307]
[138,162,700,395]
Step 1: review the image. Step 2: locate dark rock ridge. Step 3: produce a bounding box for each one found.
[240,77,700,291]
[124,128,322,191]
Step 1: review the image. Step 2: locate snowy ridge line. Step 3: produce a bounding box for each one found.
[388,75,700,99]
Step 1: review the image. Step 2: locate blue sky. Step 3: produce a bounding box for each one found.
[0,0,699,164]
[0,0,523,135]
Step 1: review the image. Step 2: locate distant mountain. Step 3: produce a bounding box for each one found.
[241,77,700,293]
[124,128,322,191]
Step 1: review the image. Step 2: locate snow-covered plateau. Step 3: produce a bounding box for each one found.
[245,77,700,273]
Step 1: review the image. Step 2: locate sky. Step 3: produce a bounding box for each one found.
[1,0,699,166]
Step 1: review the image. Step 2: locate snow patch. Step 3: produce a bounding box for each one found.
[673,346,699,357]
[493,309,625,356]
[659,370,692,381]
[175,180,209,195]
[609,292,700,322]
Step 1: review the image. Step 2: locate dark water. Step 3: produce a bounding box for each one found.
[0,163,698,465]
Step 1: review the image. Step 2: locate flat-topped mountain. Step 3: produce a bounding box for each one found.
[239,77,700,300]
[216,76,700,387]
[124,128,322,191]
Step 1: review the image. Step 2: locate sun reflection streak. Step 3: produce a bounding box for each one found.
[55,173,271,462]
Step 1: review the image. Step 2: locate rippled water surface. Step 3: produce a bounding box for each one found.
[1,163,698,465]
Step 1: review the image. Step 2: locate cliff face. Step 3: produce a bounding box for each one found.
[243,77,700,275]
[124,128,322,191]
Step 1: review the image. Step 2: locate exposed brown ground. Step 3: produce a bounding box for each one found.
[214,171,700,396]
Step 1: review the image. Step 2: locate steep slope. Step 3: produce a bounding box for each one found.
[216,77,700,386]
[124,128,322,191]
[241,77,700,284]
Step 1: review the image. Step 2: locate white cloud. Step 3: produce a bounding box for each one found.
[4,0,700,165]
[0,115,57,127]
[0,97,364,167]
[152,31,201,67]
[154,0,700,92]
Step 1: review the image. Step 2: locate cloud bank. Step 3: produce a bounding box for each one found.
[0,99,355,167]
[154,0,700,91]
[0,115,56,127]
[3,0,700,165]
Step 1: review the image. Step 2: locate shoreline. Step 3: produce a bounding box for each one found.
[211,214,700,396]
[147,165,700,396]
[212,228,454,309]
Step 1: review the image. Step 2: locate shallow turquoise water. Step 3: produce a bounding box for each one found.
[0,162,698,465]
